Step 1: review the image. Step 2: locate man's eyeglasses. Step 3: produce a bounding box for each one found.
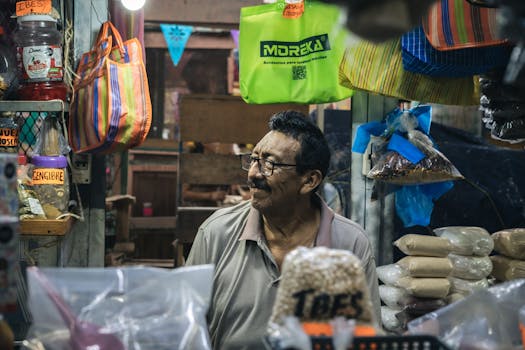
[239,153,296,177]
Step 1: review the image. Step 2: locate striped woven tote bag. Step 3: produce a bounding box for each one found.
[69,21,152,154]
[422,0,507,51]
[401,26,511,77]
[339,37,479,106]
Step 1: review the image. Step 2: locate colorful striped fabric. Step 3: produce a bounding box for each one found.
[402,26,511,77]
[422,0,507,51]
[339,37,480,106]
[69,22,152,154]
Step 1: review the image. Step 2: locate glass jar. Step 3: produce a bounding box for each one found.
[30,155,69,218]
[0,112,18,153]
[0,26,17,100]
[13,14,67,102]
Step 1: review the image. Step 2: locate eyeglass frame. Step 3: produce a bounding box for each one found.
[239,153,297,176]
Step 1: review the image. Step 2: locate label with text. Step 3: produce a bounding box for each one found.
[32,168,64,185]
[16,0,52,16]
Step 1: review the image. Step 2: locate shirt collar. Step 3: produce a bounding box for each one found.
[239,194,335,246]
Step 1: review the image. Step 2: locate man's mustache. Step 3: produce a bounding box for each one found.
[247,179,271,192]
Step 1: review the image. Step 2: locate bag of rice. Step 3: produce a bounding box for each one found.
[491,228,525,260]
[434,226,494,256]
[490,254,525,281]
[397,256,453,278]
[377,263,408,285]
[448,253,493,280]
[448,276,489,295]
[379,284,409,309]
[395,277,450,298]
[394,234,452,257]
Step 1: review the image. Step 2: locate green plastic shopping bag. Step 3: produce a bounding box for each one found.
[239,0,353,104]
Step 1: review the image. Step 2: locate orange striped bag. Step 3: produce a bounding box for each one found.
[69,21,152,154]
[339,37,479,106]
[422,0,507,51]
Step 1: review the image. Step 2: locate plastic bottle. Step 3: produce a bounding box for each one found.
[13,14,67,101]
[0,26,17,100]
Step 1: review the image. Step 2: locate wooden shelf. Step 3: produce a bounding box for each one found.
[0,100,67,112]
[20,217,73,236]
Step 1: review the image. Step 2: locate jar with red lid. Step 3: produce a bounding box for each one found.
[13,14,67,102]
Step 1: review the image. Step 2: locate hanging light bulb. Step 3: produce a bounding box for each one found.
[121,0,146,11]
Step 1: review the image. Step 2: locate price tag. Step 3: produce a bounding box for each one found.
[282,0,304,18]
[16,0,52,17]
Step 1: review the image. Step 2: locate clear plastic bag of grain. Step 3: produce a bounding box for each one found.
[267,247,374,337]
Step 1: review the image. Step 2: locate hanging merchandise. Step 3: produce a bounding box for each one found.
[352,105,462,227]
[13,13,67,101]
[422,0,507,51]
[401,26,512,77]
[339,38,479,106]
[496,1,525,88]
[479,71,525,142]
[335,0,436,43]
[239,0,353,104]
[68,21,152,154]
[0,26,17,100]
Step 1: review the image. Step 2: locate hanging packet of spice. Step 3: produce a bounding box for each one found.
[32,114,70,156]
[367,111,463,185]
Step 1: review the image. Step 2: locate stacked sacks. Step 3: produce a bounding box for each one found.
[377,234,452,333]
[490,228,525,282]
[434,226,494,303]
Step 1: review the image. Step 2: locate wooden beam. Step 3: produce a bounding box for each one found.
[144,0,261,26]
[179,94,309,144]
[145,32,235,49]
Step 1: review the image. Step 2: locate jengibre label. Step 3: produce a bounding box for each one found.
[32,168,64,185]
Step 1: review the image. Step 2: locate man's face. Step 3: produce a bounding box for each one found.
[247,131,304,213]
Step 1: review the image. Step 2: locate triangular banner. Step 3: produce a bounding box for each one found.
[230,30,239,48]
[160,24,193,66]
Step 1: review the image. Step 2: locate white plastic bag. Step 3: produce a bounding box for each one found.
[408,279,525,350]
[25,264,214,350]
[434,226,494,256]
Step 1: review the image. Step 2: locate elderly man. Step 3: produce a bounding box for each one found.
[186,110,380,349]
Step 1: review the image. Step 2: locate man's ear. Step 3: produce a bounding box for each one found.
[300,170,323,195]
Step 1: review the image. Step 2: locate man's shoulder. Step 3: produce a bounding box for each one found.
[330,213,373,258]
[331,212,367,236]
[199,201,252,236]
[207,201,252,221]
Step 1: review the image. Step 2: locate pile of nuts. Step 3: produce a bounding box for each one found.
[268,246,374,328]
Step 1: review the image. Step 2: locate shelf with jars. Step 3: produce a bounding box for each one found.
[0,99,74,236]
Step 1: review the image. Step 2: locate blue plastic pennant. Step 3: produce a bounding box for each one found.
[160,24,193,66]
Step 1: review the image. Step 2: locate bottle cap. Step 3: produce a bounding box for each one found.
[17,14,57,23]
[31,155,67,168]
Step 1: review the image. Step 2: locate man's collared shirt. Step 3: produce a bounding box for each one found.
[186,197,380,350]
